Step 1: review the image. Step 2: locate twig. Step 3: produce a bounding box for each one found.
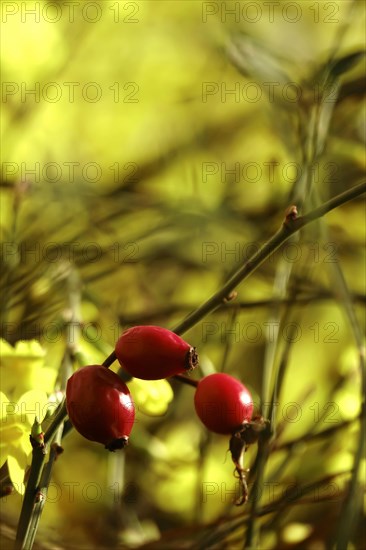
[23,431,64,550]
[102,181,366,371]
[14,396,67,549]
[329,265,365,550]
[245,268,299,548]
[272,415,359,452]
[14,270,81,550]
[14,443,46,550]
[308,178,365,549]
[262,469,352,532]
[12,181,365,549]
[172,181,365,336]
[114,292,365,326]
[194,470,350,550]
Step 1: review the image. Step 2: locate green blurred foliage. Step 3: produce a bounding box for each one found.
[1,1,365,548]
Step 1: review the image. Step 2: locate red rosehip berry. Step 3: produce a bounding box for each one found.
[66,365,135,451]
[194,373,253,435]
[115,325,198,380]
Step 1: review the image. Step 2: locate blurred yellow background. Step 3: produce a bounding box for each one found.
[1,1,365,548]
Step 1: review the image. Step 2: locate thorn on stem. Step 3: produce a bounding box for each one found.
[223,291,238,303]
[51,443,64,458]
[35,491,45,504]
[284,205,298,224]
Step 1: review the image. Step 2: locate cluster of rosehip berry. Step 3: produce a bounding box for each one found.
[66,326,267,504]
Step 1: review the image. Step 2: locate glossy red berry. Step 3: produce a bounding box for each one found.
[194,373,253,435]
[115,325,198,380]
[66,365,135,451]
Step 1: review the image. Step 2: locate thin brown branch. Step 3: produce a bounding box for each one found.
[272,416,359,452]
[103,182,366,372]
[173,181,365,336]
